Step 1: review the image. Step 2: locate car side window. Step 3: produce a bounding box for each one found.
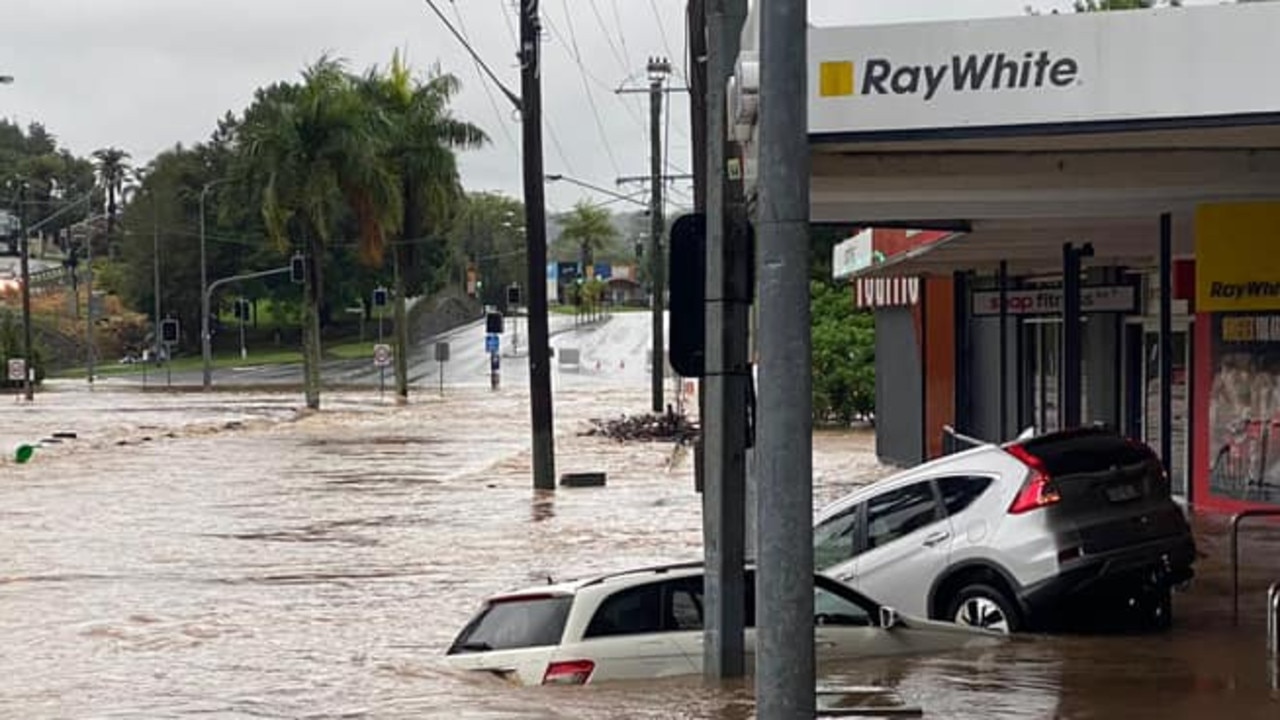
[666,576,703,631]
[814,505,863,571]
[814,583,874,627]
[584,582,663,638]
[865,481,942,550]
[938,475,994,516]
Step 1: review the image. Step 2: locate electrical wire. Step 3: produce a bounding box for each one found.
[548,0,622,176]
[648,0,684,82]
[451,2,518,150]
[543,5,646,135]
[499,0,518,48]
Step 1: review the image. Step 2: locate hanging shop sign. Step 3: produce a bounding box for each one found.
[855,276,920,309]
[970,284,1138,316]
[1196,202,1280,313]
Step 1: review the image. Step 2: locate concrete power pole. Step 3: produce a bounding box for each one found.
[701,0,752,681]
[521,0,557,491]
[648,57,671,414]
[756,0,815,716]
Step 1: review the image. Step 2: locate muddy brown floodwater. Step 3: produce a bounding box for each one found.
[1,385,1279,718]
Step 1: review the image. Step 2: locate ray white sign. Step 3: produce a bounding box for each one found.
[809,3,1280,136]
[856,276,920,309]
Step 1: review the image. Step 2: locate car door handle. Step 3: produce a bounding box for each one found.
[923,531,951,547]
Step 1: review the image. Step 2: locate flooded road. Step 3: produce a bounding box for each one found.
[2,385,1278,718]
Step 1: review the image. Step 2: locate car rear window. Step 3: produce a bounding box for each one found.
[447,595,572,654]
[1014,430,1155,477]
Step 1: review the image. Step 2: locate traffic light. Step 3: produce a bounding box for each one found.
[485,311,504,335]
[506,284,521,307]
[372,286,388,308]
[233,298,250,321]
[290,253,305,284]
[160,318,180,345]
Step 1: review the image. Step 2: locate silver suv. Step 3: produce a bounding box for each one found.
[814,428,1196,633]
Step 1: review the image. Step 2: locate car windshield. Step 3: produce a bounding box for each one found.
[447,595,572,654]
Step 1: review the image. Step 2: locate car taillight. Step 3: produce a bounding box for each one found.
[1006,444,1061,514]
[542,659,595,685]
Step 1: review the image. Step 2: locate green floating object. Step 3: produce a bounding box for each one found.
[14,444,34,464]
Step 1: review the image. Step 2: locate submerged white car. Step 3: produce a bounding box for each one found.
[445,561,1004,686]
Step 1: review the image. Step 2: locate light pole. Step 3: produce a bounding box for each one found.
[200,178,232,390]
[0,76,13,85]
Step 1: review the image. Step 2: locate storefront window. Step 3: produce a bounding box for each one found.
[1208,313,1280,503]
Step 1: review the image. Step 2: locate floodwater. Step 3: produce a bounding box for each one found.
[2,384,1279,719]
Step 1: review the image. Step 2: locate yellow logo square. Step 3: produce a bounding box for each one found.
[819,61,855,97]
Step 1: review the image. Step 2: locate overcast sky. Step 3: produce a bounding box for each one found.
[1,0,1123,213]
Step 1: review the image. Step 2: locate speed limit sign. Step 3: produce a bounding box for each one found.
[7,358,25,382]
[372,343,393,368]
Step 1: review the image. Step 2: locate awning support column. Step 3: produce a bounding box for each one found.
[1159,212,1174,479]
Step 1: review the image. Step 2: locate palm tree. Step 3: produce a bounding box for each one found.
[360,52,487,403]
[92,147,130,251]
[238,56,401,410]
[559,201,618,277]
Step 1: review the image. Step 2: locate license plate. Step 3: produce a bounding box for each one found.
[1105,483,1142,502]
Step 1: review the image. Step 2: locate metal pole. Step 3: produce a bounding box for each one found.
[649,57,670,414]
[756,0,815,714]
[378,301,385,398]
[1061,243,1081,429]
[17,186,34,401]
[1268,582,1280,658]
[521,0,557,491]
[239,300,247,360]
[703,0,749,681]
[1159,213,1174,481]
[200,186,209,389]
[999,260,1009,440]
[84,208,94,385]
[153,194,161,361]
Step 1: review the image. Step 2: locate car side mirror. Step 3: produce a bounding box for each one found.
[879,606,901,630]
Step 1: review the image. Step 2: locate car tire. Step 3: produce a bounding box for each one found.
[946,583,1022,634]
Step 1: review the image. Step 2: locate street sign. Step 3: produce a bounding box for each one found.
[435,342,450,362]
[7,358,26,382]
[160,318,180,345]
[485,333,499,354]
[373,343,393,367]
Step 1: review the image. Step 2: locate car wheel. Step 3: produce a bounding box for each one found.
[947,584,1021,634]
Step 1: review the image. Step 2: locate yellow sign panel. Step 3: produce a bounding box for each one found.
[819,61,855,97]
[1195,202,1280,312]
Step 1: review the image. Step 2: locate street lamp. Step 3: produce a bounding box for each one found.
[200,177,233,391]
[0,76,13,85]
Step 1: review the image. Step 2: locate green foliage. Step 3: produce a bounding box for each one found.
[450,191,526,307]
[554,201,621,269]
[811,280,875,426]
[0,121,97,238]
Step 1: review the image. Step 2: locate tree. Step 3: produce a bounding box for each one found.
[556,201,619,273]
[811,280,875,425]
[237,56,401,410]
[360,52,487,402]
[450,192,526,306]
[92,147,131,252]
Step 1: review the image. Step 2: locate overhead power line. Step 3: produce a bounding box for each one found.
[421,0,521,111]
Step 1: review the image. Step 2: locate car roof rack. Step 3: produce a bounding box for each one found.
[575,559,707,589]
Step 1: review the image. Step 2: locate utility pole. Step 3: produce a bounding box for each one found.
[521,0,556,491]
[648,56,671,414]
[757,0,814,716]
[85,204,95,385]
[153,191,162,361]
[17,183,34,401]
[701,0,751,681]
